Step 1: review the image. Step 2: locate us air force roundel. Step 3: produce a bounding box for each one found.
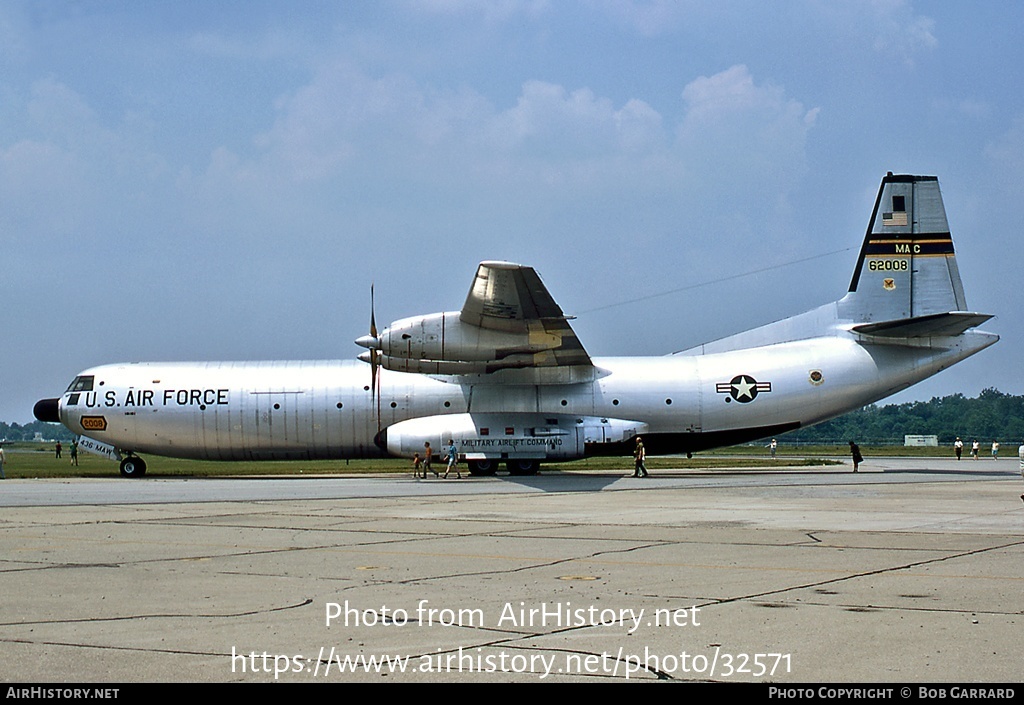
[716,375,772,403]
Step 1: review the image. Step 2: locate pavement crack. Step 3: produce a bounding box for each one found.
[1,598,313,628]
[0,637,225,658]
[699,538,1024,608]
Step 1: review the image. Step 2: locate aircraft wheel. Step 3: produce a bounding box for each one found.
[468,459,497,476]
[119,456,147,478]
[506,459,539,476]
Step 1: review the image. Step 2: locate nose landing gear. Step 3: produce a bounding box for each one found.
[119,456,147,478]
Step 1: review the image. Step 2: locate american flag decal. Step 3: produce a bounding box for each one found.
[882,211,908,227]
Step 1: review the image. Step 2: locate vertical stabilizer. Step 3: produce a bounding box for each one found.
[840,174,967,323]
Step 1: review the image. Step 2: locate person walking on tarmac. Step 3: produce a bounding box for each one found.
[443,438,461,479]
[633,436,648,477]
[423,442,437,477]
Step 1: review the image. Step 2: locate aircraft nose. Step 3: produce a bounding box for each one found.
[33,398,60,423]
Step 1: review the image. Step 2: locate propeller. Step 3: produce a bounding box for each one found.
[354,284,383,429]
[369,284,380,403]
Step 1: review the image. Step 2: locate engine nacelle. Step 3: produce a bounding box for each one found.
[353,262,595,383]
[363,351,548,376]
[377,312,561,363]
[382,413,649,461]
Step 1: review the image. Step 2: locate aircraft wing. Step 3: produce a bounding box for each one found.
[460,261,593,369]
[361,261,596,382]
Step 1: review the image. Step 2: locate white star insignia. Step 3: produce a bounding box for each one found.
[732,376,756,400]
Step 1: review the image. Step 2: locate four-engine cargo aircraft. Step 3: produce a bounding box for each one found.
[34,174,998,477]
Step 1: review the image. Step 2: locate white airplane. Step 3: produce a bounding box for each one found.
[34,173,997,477]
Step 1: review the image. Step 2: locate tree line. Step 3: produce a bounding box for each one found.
[778,388,1024,445]
[1,420,78,443]
[4,388,1023,446]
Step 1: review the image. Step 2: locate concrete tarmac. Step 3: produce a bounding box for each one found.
[1,456,1022,683]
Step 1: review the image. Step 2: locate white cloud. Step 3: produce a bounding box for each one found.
[486,80,663,157]
[173,59,818,254]
[1,80,110,237]
[616,98,665,152]
[26,77,100,147]
[676,65,818,186]
[192,62,668,195]
[869,0,937,60]
[0,77,168,249]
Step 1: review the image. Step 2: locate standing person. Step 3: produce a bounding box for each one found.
[769,439,778,460]
[55,441,62,459]
[632,436,648,477]
[954,437,963,461]
[992,441,1000,460]
[70,439,79,466]
[1018,441,1024,503]
[971,440,980,460]
[412,452,423,479]
[0,444,5,479]
[443,438,460,479]
[423,442,437,477]
[849,441,863,472]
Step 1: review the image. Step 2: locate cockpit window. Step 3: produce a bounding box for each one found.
[66,375,95,393]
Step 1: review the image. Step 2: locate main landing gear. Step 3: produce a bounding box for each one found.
[467,459,497,476]
[505,459,539,476]
[466,459,540,476]
[119,455,147,478]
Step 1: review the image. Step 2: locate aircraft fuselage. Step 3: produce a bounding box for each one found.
[35,175,999,476]
[53,328,994,463]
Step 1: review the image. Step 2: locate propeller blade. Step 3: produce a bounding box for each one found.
[366,284,381,428]
[371,351,378,404]
[370,283,378,339]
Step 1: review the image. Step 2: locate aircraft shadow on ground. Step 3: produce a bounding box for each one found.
[496,472,623,492]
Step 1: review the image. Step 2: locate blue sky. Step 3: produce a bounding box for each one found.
[2,1,1021,424]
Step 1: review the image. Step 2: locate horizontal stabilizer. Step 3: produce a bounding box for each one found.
[852,311,993,339]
